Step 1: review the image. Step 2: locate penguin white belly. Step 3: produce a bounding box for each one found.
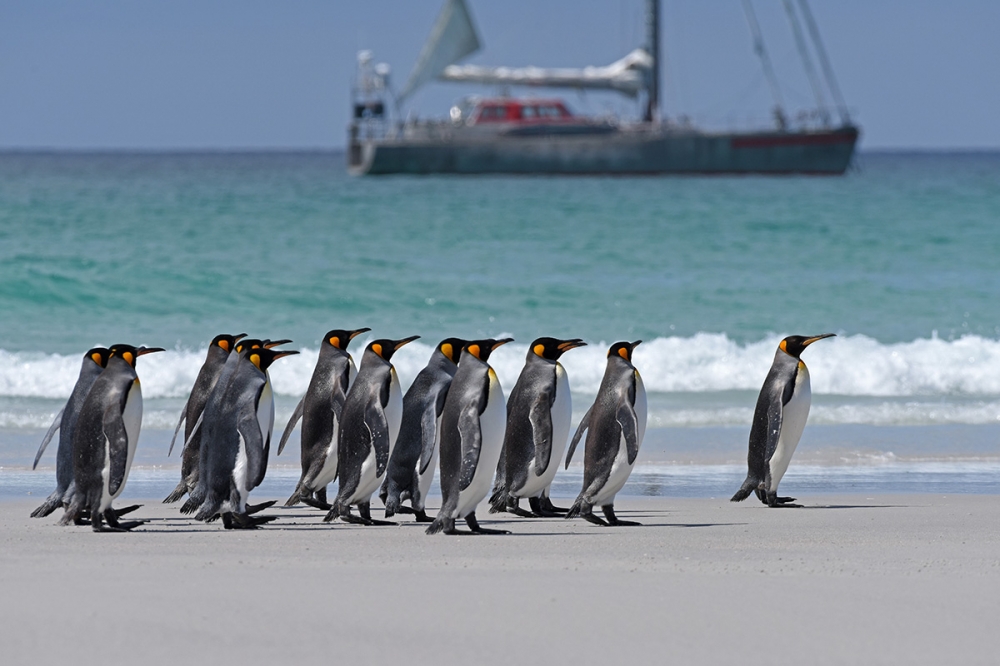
[352,373,403,504]
[455,369,506,519]
[768,364,811,492]
[101,381,143,511]
[415,415,442,508]
[592,373,647,507]
[310,363,355,490]
[517,364,572,498]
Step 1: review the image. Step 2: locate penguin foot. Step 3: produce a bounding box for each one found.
[245,500,276,515]
[581,513,610,527]
[412,510,434,523]
[538,497,569,514]
[776,496,798,504]
[602,505,641,526]
[768,503,803,509]
[395,505,418,514]
[527,497,562,518]
[97,509,145,532]
[301,496,333,511]
[224,512,278,529]
[465,513,510,535]
[114,504,142,518]
[766,493,802,508]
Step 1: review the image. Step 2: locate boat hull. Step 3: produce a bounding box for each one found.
[349,125,859,176]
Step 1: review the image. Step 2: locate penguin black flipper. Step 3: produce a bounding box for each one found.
[276,396,304,456]
[368,399,391,477]
[418,390,447,475]
[238,409,266,493]
[167,397,187,457]
[32,407,64,470]
[731,385,784,502]
[458,401,484,491]
[529,390,554,477]
[617,400,640,465]
[564,405,592,469]
[104,403,131,498]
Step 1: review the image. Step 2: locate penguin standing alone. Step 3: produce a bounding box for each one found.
[30,347,111,518]
[564,341,646,527]
[731,334,835,508]
[324,336,419,526]
[380,338,466,522]
[278,327,370,510]
[490,337,586,517]
[426,338,513,536]
[186,346,298,528]
[61,344,164,532]
[164,333,246,503]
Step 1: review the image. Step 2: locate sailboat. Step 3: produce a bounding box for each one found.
[347,0,859,176]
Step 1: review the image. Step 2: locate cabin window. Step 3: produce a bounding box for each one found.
[522,106,537,119]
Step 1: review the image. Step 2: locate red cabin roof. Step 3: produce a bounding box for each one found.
[469,98,575,125]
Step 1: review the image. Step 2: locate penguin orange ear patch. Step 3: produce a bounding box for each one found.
[330,337,340,348]
[122,351,134,366]
[779,340,788,353]
[91,352,103,365]
[372,343,383,358]
[250,353,261,368]
[533,344,545,357]
[441,343,453,360]
[467,344,481,359]
[617,347,629,360]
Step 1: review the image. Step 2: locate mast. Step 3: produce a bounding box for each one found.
[781,0,830,126]
[797,0,850,126]
[742,0,787,130]
[644,0,660,122]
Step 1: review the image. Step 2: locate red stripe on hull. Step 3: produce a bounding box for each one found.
[731,131,858,149]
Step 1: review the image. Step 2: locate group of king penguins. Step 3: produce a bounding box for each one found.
[31,328,835,533]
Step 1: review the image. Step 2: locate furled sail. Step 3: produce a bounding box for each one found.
[399,0,481,102]
[438,48,653,97]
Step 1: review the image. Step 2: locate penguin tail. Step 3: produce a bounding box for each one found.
[488,487,508,514]
[730,476,759,503]
[284,487,302,508]
[179,495,202,515]
[194,501,221,523]
[383,495,399,519]
[425,515,450,535]
[564,497,585,520]
[30,491,63,518]
[163,480,188,504]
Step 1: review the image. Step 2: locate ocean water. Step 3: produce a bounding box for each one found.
[2,151,999,499]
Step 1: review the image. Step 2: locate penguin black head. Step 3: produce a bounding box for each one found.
[84,347,112,368]
[464,338,513,363]
[324,328,371,351]
[248,347,299,372]
[530,337,587,361]
[778,333,836,358]
[368,336,420,362]
[108,344,165,368]
[607,340,641,363]
[211,333,247,354]
[436,338,469,365]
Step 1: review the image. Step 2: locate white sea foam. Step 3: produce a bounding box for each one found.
[5,333,1000,398]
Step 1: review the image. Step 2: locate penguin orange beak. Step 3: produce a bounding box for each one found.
[233,333,248,342]
[136,347,165,356]
[270,350,300,360]
[393,335,420,351]
[350,328,372,340]
[557,339,587,351]
[263,339,292,349]
[630,340,643,350]
[802,334,836,347]
[491,338,514,350]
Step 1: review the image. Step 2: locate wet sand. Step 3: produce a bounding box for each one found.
[2,495,998,665]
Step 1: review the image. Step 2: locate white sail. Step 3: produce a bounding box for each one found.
[438,48,653,97]
[399,0,481,102]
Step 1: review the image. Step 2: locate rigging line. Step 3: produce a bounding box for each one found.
[741,0,787,130]
[780,0,830,126]
[797,0,850,125]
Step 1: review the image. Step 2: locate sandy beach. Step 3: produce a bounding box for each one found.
[2,494,998,665]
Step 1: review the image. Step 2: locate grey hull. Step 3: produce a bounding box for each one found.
[349,125,859,176]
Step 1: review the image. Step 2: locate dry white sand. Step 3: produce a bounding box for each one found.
[2,494,999,665]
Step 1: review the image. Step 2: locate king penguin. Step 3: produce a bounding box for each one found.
[564,341,646,527]
[30,347,112,518]
[61,344,164,532]
[731,333,835,508]
[163,333,246,503]
[188,346,298,528]
[278,327,370,509]
[324,336,419,525]
[380,337,467,522]
[426,338,513,535]
[490,337,586,518]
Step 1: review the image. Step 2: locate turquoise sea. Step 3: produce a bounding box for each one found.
[2,151,999,499]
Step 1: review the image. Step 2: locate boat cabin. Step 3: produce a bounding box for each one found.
[469,99,574,125]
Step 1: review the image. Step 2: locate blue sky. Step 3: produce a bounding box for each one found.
[2,1,998,150]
